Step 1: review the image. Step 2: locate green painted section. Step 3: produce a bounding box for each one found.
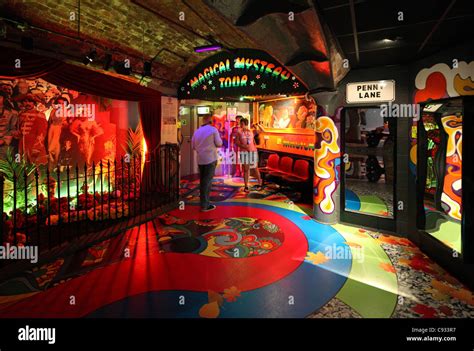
[358,195,388,216]
[427,219,462,253]
[226,199,398,317]
[332,223,398,318]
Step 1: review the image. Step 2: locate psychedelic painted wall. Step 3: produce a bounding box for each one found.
[414,61,474,104]
[440,115,462,221]
[309,42,472,234]
[410,61,474,175]
[410,61,472,227]
[313,115,340,220]
[312,64,411,229]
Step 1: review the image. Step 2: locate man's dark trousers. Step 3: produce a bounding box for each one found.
[199,161,217,209]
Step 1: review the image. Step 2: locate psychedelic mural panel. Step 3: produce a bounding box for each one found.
[313,116,340,217]
[410,61,473,174]
[440,115,462,221]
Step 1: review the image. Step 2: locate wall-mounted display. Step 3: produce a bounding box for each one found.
[255,96,316,157]
[257,96,316,132]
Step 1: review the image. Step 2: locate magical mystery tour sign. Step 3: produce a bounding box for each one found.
[178,49,307,100]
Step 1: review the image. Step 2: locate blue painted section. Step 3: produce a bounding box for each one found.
[87,291,208,318]
[345,189,361,211]
[88,261,347,318]
[335,157,341,182]
[86,201,352,318]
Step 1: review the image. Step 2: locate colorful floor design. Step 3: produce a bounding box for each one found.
[180,177,237,202]
[424,209,462,253]
[0,177,472,318]
[155,215,283,257]
[181,176,303,205]
[345,188,390,217]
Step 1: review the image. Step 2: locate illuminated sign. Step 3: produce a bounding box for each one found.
[346,80,395,103]
[178,49,307,99]
[197,106,211,114]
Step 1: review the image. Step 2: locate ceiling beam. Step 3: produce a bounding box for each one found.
[418,0,456,53]
[348,0,359,63]
[319,0,367,11]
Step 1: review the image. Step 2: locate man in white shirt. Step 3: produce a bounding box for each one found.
[191,114,223,211]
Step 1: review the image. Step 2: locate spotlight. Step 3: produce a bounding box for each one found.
[114,60,131,75]
[21,36,34,50]
[193,44,222,53]
[143,61,152,77]
[83,49,97,65]
[103,53,112,71]
[382,36,403,43]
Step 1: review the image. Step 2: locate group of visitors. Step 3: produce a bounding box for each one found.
[191,113,262,212]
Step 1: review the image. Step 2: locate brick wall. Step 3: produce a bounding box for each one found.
[0,0,257,92]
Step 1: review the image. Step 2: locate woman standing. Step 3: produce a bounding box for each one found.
[230,115,242,177]
[237,118,262,192]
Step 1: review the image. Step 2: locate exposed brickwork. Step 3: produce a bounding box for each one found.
[0,0,257,92]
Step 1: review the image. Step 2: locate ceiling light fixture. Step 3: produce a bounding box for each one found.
[114,60,132,75]
[194,44,222,53]
[83,49,97,65]
[103,53,112,70]
[143,61,152,77]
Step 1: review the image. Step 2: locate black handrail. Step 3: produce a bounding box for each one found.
[0,144,179,265]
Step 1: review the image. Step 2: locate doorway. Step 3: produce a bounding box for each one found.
[179,105,198,177]
[340,106,397,232]
[415,97,474,266]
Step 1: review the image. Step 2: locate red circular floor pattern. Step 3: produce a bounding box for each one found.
[0,205,308,317]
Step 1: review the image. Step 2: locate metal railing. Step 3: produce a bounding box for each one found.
[0,143,179,259]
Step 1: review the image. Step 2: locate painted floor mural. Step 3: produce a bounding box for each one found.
[0,177,472,318]
[424,208,462,253]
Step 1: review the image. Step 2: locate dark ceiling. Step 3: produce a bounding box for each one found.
[316,0,474,69]
[0,0,472,94]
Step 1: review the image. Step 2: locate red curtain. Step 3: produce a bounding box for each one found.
[139,100,161,190]
[0,48,161,102]
[1,47,163,184]
[0,49,65,78]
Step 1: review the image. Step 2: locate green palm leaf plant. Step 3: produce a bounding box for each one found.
[121,122,145,195]
[123,122,144,158]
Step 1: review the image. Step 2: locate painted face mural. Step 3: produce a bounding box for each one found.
[440,115,462,220]
[314,116,340,214]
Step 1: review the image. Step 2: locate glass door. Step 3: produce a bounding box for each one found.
[340,106,396,232]
[417,98,463,254]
